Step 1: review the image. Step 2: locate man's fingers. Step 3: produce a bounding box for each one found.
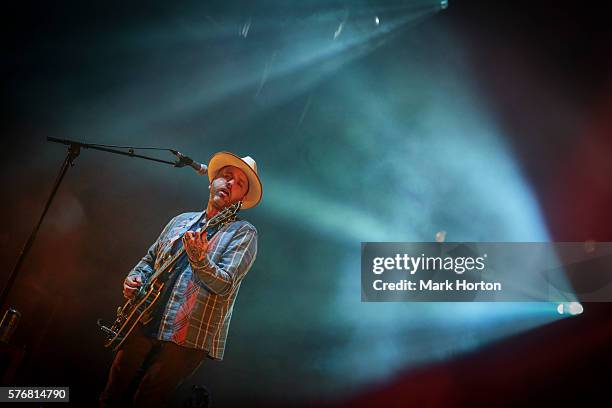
[197,228,207,240]
[183,230,207,244]
[125,277,142,288]
[184,231,197,242]
[123,275,144,299]
[123,289,136,299]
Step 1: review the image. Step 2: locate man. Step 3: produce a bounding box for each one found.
[100,152,262,407]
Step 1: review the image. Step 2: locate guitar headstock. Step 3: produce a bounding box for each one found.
[206,201,242,229]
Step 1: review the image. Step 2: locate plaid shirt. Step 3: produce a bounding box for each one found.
[127,211,257,360]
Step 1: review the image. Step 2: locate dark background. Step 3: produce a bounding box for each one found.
[2,0,612,406]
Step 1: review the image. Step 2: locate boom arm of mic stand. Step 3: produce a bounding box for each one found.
[47,137,177,166]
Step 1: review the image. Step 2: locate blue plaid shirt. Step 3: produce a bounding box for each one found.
[127,211,258,360]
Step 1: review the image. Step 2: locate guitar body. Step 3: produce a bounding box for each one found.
[101,279,165,351]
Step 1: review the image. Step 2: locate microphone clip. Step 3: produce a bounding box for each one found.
[171,150,193,168]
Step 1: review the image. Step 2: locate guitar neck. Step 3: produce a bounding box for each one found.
[145,203,240,283]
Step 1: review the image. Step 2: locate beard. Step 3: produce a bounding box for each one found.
[211,190,230,210]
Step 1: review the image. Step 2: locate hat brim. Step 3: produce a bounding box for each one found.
[208,151,262,209]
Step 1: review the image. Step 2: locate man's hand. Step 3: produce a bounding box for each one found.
[123,275,143,299]
[183,229,209,263]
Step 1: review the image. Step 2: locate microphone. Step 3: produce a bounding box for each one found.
[171,150,208,176]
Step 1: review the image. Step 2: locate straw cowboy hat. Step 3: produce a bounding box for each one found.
[207,151,262,209]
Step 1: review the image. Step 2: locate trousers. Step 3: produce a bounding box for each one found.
[99,323,207,407]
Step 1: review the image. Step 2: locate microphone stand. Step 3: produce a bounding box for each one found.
[0,137,180,315]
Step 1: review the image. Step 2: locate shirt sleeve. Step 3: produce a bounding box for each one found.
[190,223,258,296]
[127,216,177,282]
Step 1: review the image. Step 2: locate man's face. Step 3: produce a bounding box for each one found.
[209,165,249,209]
